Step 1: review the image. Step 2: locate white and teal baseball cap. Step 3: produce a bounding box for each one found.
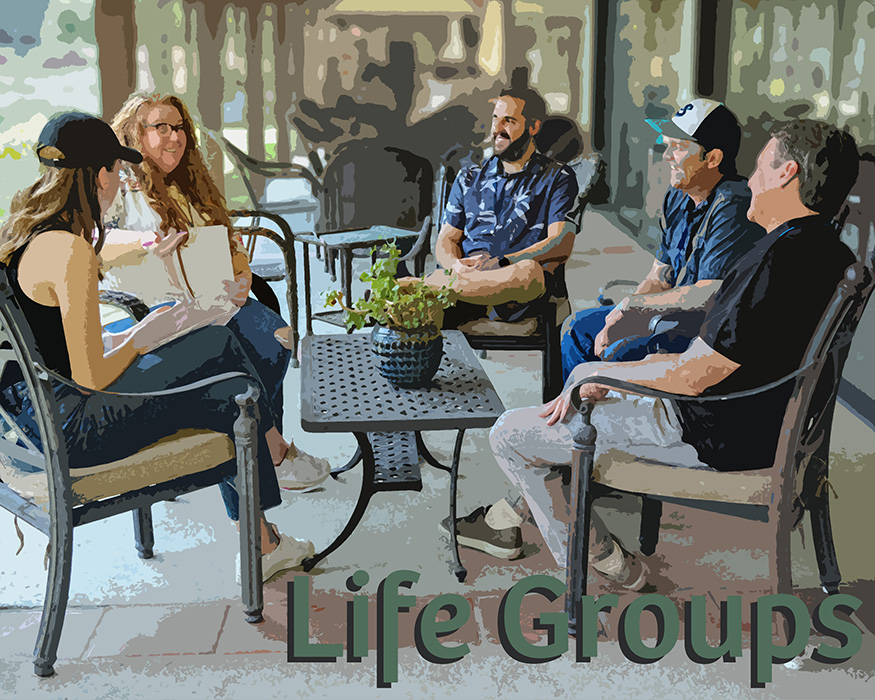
[646,98,741,160]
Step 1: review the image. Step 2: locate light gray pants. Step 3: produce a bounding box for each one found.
[489,391,705,568]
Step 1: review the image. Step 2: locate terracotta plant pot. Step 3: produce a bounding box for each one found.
[370,325,444,388]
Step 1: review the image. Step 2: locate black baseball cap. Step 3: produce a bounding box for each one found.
[646,99,741,163]
[35,112,143,169]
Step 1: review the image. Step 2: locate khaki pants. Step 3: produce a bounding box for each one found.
[489,388,706,568]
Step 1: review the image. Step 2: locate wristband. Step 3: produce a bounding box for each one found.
[498,256,511,268]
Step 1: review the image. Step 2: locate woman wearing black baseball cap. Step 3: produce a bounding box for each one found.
[0,112,313,580]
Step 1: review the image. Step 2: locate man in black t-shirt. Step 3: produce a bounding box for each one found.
[447,120,860,588]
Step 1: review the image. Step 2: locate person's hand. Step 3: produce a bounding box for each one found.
[143,230,188,258]
[593,297,631,357]
[451,257,477,275]
[223,274,251,307]
[538,382,610,426]
[466,253,502,271]
[129,303,190,354]
[102,330,130,354]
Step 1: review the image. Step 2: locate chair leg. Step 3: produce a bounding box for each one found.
[566,401,597,637]
[303,242,313,337]
[638,497,662,555]
[542,320,563,403]
[33,511,74,677]
[282,241,299,368]
[809,496,841,594]
[235,385,264,624]
[133,507,155,560]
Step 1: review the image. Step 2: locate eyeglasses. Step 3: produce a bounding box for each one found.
[145,122,185,137]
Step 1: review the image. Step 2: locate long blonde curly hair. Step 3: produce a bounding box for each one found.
[111,93,231,233]
[0,165,107,265]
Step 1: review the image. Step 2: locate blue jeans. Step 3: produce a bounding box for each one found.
[560,306,693,382]
[104,298,290,428]
[11,326,282,521]
[225,299,290,426]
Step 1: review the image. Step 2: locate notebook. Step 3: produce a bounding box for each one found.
[101,225,240,350]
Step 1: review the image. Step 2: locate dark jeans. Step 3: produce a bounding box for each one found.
[12,326,282,521]
[560,306,693,382]
[104,298,290,427]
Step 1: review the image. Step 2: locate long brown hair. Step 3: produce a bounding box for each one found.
[0,165,107,264]
[111,92,231,233]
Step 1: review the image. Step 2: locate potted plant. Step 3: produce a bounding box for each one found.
[325,243,455,388]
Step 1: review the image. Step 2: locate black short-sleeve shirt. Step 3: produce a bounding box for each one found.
[676,215,855,470]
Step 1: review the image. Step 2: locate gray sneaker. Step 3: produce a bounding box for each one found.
[440,506,523,560]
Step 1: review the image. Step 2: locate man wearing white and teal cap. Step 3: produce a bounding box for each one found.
[561,98,766,378]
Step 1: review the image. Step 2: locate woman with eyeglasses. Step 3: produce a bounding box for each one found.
[100,93,329,494]
[0,112,313,581]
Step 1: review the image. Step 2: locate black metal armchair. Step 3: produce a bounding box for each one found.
[564,177,875,633]
[0,273,265,677]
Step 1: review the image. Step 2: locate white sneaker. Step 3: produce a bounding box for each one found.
[276,449,331,492]
[236,535,315,584]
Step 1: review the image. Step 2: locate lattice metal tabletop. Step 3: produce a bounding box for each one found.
[299,330,505,581]
[301,331,505,433]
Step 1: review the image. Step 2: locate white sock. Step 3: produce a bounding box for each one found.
[485,498,523,530]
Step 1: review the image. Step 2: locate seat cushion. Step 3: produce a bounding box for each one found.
[457,297,572,337]
[594,448,774,506]
[0,429,234,507]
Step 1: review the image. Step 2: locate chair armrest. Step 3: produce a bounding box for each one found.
[230,209,294,244]
[648,309,707,335]
[568,368,807,411]
[398,216,432,263]
[38,365,257,401]
[598,279,638,306]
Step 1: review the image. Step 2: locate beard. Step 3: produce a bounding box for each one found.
[495,128,533,162]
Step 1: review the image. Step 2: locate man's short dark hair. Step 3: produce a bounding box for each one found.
[770,120,860,218]
[497,86,547,126]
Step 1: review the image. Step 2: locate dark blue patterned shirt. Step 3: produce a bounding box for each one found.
[443,153,578,258]
[657,176,765,287]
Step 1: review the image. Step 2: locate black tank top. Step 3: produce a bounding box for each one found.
[6,236,73,379]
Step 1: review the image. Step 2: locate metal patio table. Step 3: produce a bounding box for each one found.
[300,330,505,581]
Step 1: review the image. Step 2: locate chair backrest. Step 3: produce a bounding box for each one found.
[320,143,434,232]
[220,136,321,212]
[535,116,584,164]
[0,269,72,511]
[565,151,608,233]
[773,157,875,501]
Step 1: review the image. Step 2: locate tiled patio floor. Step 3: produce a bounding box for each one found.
[1,210,873,699]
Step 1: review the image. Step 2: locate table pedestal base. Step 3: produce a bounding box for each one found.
[303,429,467,581]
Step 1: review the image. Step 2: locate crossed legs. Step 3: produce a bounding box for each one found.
[486,389,705,578]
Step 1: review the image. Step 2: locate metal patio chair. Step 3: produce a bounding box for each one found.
[564,160,875,633]
[0,271,265,677]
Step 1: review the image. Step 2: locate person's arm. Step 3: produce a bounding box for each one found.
[435,223,467,270]
[630,189,764,311]
[32,233,142,390]
[624,278,722,314]
[634,259,673,294]
[500,220,574,269]
[225,230,253,306]
[542,337,739,425]
[99,228,158,267]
